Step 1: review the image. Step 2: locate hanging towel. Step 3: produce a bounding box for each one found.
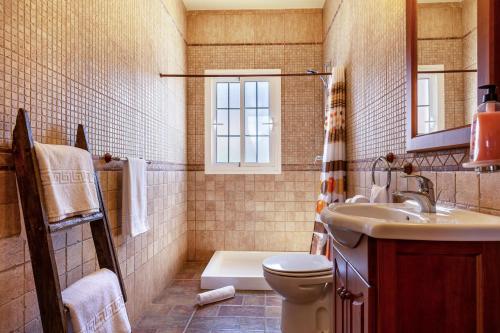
[62,268,131,333]
[346,195,370,204]
[34,142,100,223]
[311,66,347,256]
[370,184,389,203]
[122,158,148,237]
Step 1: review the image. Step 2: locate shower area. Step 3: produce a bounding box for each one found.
[183,9,330,290]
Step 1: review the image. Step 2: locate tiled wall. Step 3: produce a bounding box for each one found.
[417,2,478,129]
[323,0,407,161]
[186,10,324,260]
[323,0,500,216]
[188,171,319,260]
[0,0,188,330]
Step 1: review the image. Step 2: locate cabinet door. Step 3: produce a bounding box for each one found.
[333,251,348,333]
[346,264,371,333]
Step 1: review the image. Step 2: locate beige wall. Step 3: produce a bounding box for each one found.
[0,0,188,330]
[323,0,500,216]
[186,9,324,260]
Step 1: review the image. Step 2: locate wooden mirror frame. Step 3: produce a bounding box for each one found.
[406,0,500,152]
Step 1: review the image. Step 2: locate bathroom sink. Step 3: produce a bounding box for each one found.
[320,202,500,241]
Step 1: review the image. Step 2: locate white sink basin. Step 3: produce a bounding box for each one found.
[320,202,500,241]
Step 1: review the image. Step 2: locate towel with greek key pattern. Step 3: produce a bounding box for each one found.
[34,142,100,222]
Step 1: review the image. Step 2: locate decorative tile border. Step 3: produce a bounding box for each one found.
[349,148,471,173]
[0,151,189,172]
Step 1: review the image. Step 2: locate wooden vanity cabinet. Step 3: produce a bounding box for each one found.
[330,235,500,333]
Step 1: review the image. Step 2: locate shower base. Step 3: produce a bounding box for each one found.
[201,250,302,290]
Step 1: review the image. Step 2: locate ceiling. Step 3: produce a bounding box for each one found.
[183,0,326,11]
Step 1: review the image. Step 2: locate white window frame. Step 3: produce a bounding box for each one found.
[417,64,445,135]
[204,69,281,174]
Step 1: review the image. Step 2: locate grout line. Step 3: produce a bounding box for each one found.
[182,307,198,333]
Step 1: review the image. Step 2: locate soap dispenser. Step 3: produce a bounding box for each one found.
[464,84,500,172]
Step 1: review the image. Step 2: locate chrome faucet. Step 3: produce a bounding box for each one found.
[392,175,438,213]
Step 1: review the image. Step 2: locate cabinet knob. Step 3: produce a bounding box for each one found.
[336,287,345,296]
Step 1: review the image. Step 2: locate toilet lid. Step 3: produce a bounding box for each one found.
[263,253,333,274]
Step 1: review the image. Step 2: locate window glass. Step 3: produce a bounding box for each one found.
[257,82,269,107]
[216,137,228,163]
[217,83,228,108]
[245,82,257,108]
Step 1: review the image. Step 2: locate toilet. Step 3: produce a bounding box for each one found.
[263,253,333,333]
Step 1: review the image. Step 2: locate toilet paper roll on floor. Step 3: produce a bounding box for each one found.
[196,286,236,306]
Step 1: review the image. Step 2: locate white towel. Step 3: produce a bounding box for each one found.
[197,286,236,306]
[62,268,131,333]
[122,158,148,237]
[370,185,389,203]
[34,142,100,223]
[346,195,370,204]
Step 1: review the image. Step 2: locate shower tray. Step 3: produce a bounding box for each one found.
[201,250,302,290]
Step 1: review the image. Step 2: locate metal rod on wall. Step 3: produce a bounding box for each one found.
[159,72,331,78]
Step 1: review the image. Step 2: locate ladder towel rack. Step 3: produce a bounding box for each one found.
[12,108,127,333]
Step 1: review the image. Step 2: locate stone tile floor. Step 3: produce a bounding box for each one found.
[133,261,283,333]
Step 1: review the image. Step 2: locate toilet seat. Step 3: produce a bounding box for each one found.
[262,253,333,278]
[263,266,332,278]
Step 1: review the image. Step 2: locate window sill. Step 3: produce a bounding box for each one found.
[204,165,282,175]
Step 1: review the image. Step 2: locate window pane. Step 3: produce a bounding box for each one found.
[229,137,240,163]
[257,109,270,136]
[417,106,429,134]
[245,136,257,163]
[229,109,240,136]
[229,83,240,109]
[216,109,228,135]
[217,83,228,108]
[245,109,257,135]
[217,137,228,163]
[257,82,269,107]
[258,137,270,163]
[245,82,257,108]
[417,78,429,106]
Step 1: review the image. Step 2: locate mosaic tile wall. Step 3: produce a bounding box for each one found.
[417,2,478,129]
[324,0,500,216]
[323,0,407,161]
[0,0,189,330]
[0,0,187,163]
[186,10,325,259]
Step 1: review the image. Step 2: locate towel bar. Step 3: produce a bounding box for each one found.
[103,152,152,164]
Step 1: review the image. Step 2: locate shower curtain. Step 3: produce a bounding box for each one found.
[310,66,347,256]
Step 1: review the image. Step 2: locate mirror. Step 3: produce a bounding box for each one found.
[405,0,500,152]
[416,0,477,136]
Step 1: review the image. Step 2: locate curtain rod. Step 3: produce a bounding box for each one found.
[159,72,331,78]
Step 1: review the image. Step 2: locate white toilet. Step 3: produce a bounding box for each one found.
[263,253,333,333]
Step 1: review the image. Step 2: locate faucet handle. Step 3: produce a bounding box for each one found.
[401,175,434,193]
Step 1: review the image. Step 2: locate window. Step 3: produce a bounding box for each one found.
[204,69,281,174]
[417,65,445,135]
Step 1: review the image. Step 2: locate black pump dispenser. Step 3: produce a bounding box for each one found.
[480,84,498,103]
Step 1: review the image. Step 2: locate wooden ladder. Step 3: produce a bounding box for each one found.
[12,108,127,333]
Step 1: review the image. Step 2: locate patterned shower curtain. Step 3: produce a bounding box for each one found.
[310,67,347,256]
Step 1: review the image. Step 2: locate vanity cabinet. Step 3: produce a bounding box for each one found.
[329,235,500,333]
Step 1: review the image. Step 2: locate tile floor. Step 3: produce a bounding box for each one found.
[133,262,283,333]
